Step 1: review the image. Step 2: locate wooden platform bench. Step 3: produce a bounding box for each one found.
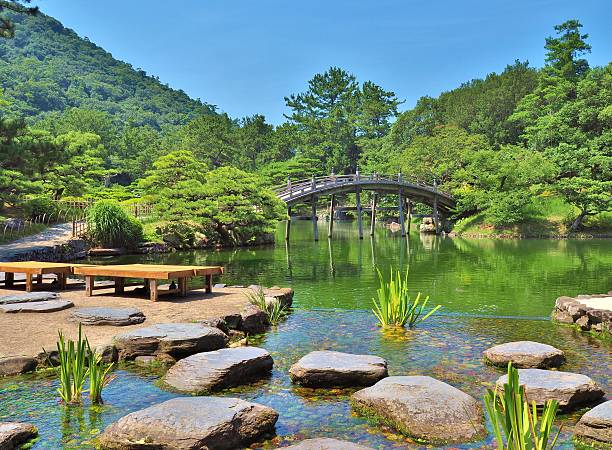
[72,264,224,301]
[0,262,91,292]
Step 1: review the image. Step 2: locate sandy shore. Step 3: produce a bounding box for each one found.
[0,281,254,358]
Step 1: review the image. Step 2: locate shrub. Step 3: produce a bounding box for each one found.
[372,268,441,328]
[22,197,58,220]
[86,200,143,248]
[155,220,206,249]
[484,362,562,449]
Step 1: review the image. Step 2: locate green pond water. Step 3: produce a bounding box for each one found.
[1,221,611,449]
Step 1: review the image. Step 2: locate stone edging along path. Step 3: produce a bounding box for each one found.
[552,291,612,334]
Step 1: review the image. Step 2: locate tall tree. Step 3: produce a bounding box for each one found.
[544,19,591,80]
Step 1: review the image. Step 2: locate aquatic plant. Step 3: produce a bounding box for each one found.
[372,268,441,328]
[86,342,115,405]
[245,286,287,325]
[484,362,562,450]
[55,325,88,404]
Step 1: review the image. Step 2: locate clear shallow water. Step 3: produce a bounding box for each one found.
[1,222,611,449]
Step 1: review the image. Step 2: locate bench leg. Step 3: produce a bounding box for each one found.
[178,277,188,297]
[25,273,33,292]
[205,275,212,293]
[4,272,14,288]
[57,273,67,290]
[149,279,158,301]
[114,277,125,294]
[85,275,94,296]
[36,274,43,285]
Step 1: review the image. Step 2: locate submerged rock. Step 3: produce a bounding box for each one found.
[495,369,604,409]
[163,347,273,393]
[0,422,38,449]
[0,299,73,313]
[280,438,373,449]
[289,351,388,387]
[351,376,485,444]
[113,323,228,359]
[70,307,145,326]
[98,397,278,449]
[574,400,612,447]
[0,291,59,305]
[484,341,565,368]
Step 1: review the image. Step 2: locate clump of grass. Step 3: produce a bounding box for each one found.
[245,286,288,325]
[484,362,562,449]
[51,324,114,405]
[372,268,441,328]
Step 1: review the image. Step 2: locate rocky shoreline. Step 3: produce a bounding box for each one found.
[552,292,612,334]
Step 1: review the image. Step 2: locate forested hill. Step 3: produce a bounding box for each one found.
[0,8,215,129]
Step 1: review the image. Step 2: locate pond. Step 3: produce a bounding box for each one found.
[1,221,611,449]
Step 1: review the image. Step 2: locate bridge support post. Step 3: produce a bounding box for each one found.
[285,206,291,241]
[328,194,335,239]
[356,190,363,239]
[398,190,406,237]
[433,195,440,235]
[370,193,377,236]
[311,195,319,241]
[405,198,412,234]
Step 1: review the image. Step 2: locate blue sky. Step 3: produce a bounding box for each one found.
[34,0,612,124]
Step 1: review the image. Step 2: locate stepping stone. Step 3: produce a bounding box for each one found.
[163,347,273,393]
[351,376,485,444]
[240,305,269,334]
[70,307,145,326]
[98,397,278,450]
[0,356,37,377]
[574,400,612,447]
[280,438,373,449]
[495,369,604,409]
[484,341,565,368]
[0,291,59,305]
[0,299,73,313]
[0,422,38,449]
[114,323,228,359]
[290,351,388,387]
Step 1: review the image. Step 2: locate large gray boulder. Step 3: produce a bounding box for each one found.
[0,299,73,313]
[495,369,604,409]
[163,347,273,393]
[0,291,59,304]
[289,351,388,387]
[97,397,278,449]
[114,323,228,359]
[279,438,373,449]
[351,376,485,444]
[240,305,269,334]
[70,307,145,326]
[484,341,565,368]
[0,356,37,376]
[0,422,38,449]
[574,400,612,447]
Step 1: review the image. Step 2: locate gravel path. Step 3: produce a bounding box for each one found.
[0,223,73,261]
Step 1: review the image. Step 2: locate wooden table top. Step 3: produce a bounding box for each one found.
[0,261,84,274]
[72,264,223,279]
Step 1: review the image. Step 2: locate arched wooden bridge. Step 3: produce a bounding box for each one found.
[272,173,456,240]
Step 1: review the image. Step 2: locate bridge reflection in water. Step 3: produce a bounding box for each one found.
[272,172,456,240]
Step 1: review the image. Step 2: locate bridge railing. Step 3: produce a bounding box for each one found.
[272,173,452,200]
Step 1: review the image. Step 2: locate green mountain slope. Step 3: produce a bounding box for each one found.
[0,8,214,129]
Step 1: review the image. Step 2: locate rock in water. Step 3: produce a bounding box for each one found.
[0,292,59,305]
[0,356,37,376]
[0,299,73,313]
[114,323,228,359]
[70,307,145,326]
[163,347,273,393]
[495,369,604,409]
[574,400,612,447]
[483,341,565,368]
[240,305,269,334]
[351,376,485,444]
[0,422,38,449]
[98,397,278,449]
[289,351,388,387]
[280,438,373,449]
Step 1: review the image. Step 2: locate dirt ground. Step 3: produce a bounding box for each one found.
[0,280,253,359]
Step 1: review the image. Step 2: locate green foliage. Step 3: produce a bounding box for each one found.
[86,200,143,248]
[139,150,206,192]
[54,325,88,404]
[258,156,320,186]
[155,221,205,250]
[21,196,57,219]
[86,341,114,405]
[0,0,38,38]
[372,268,441,328]
[245,287,288,326]
[484,363,562,449]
